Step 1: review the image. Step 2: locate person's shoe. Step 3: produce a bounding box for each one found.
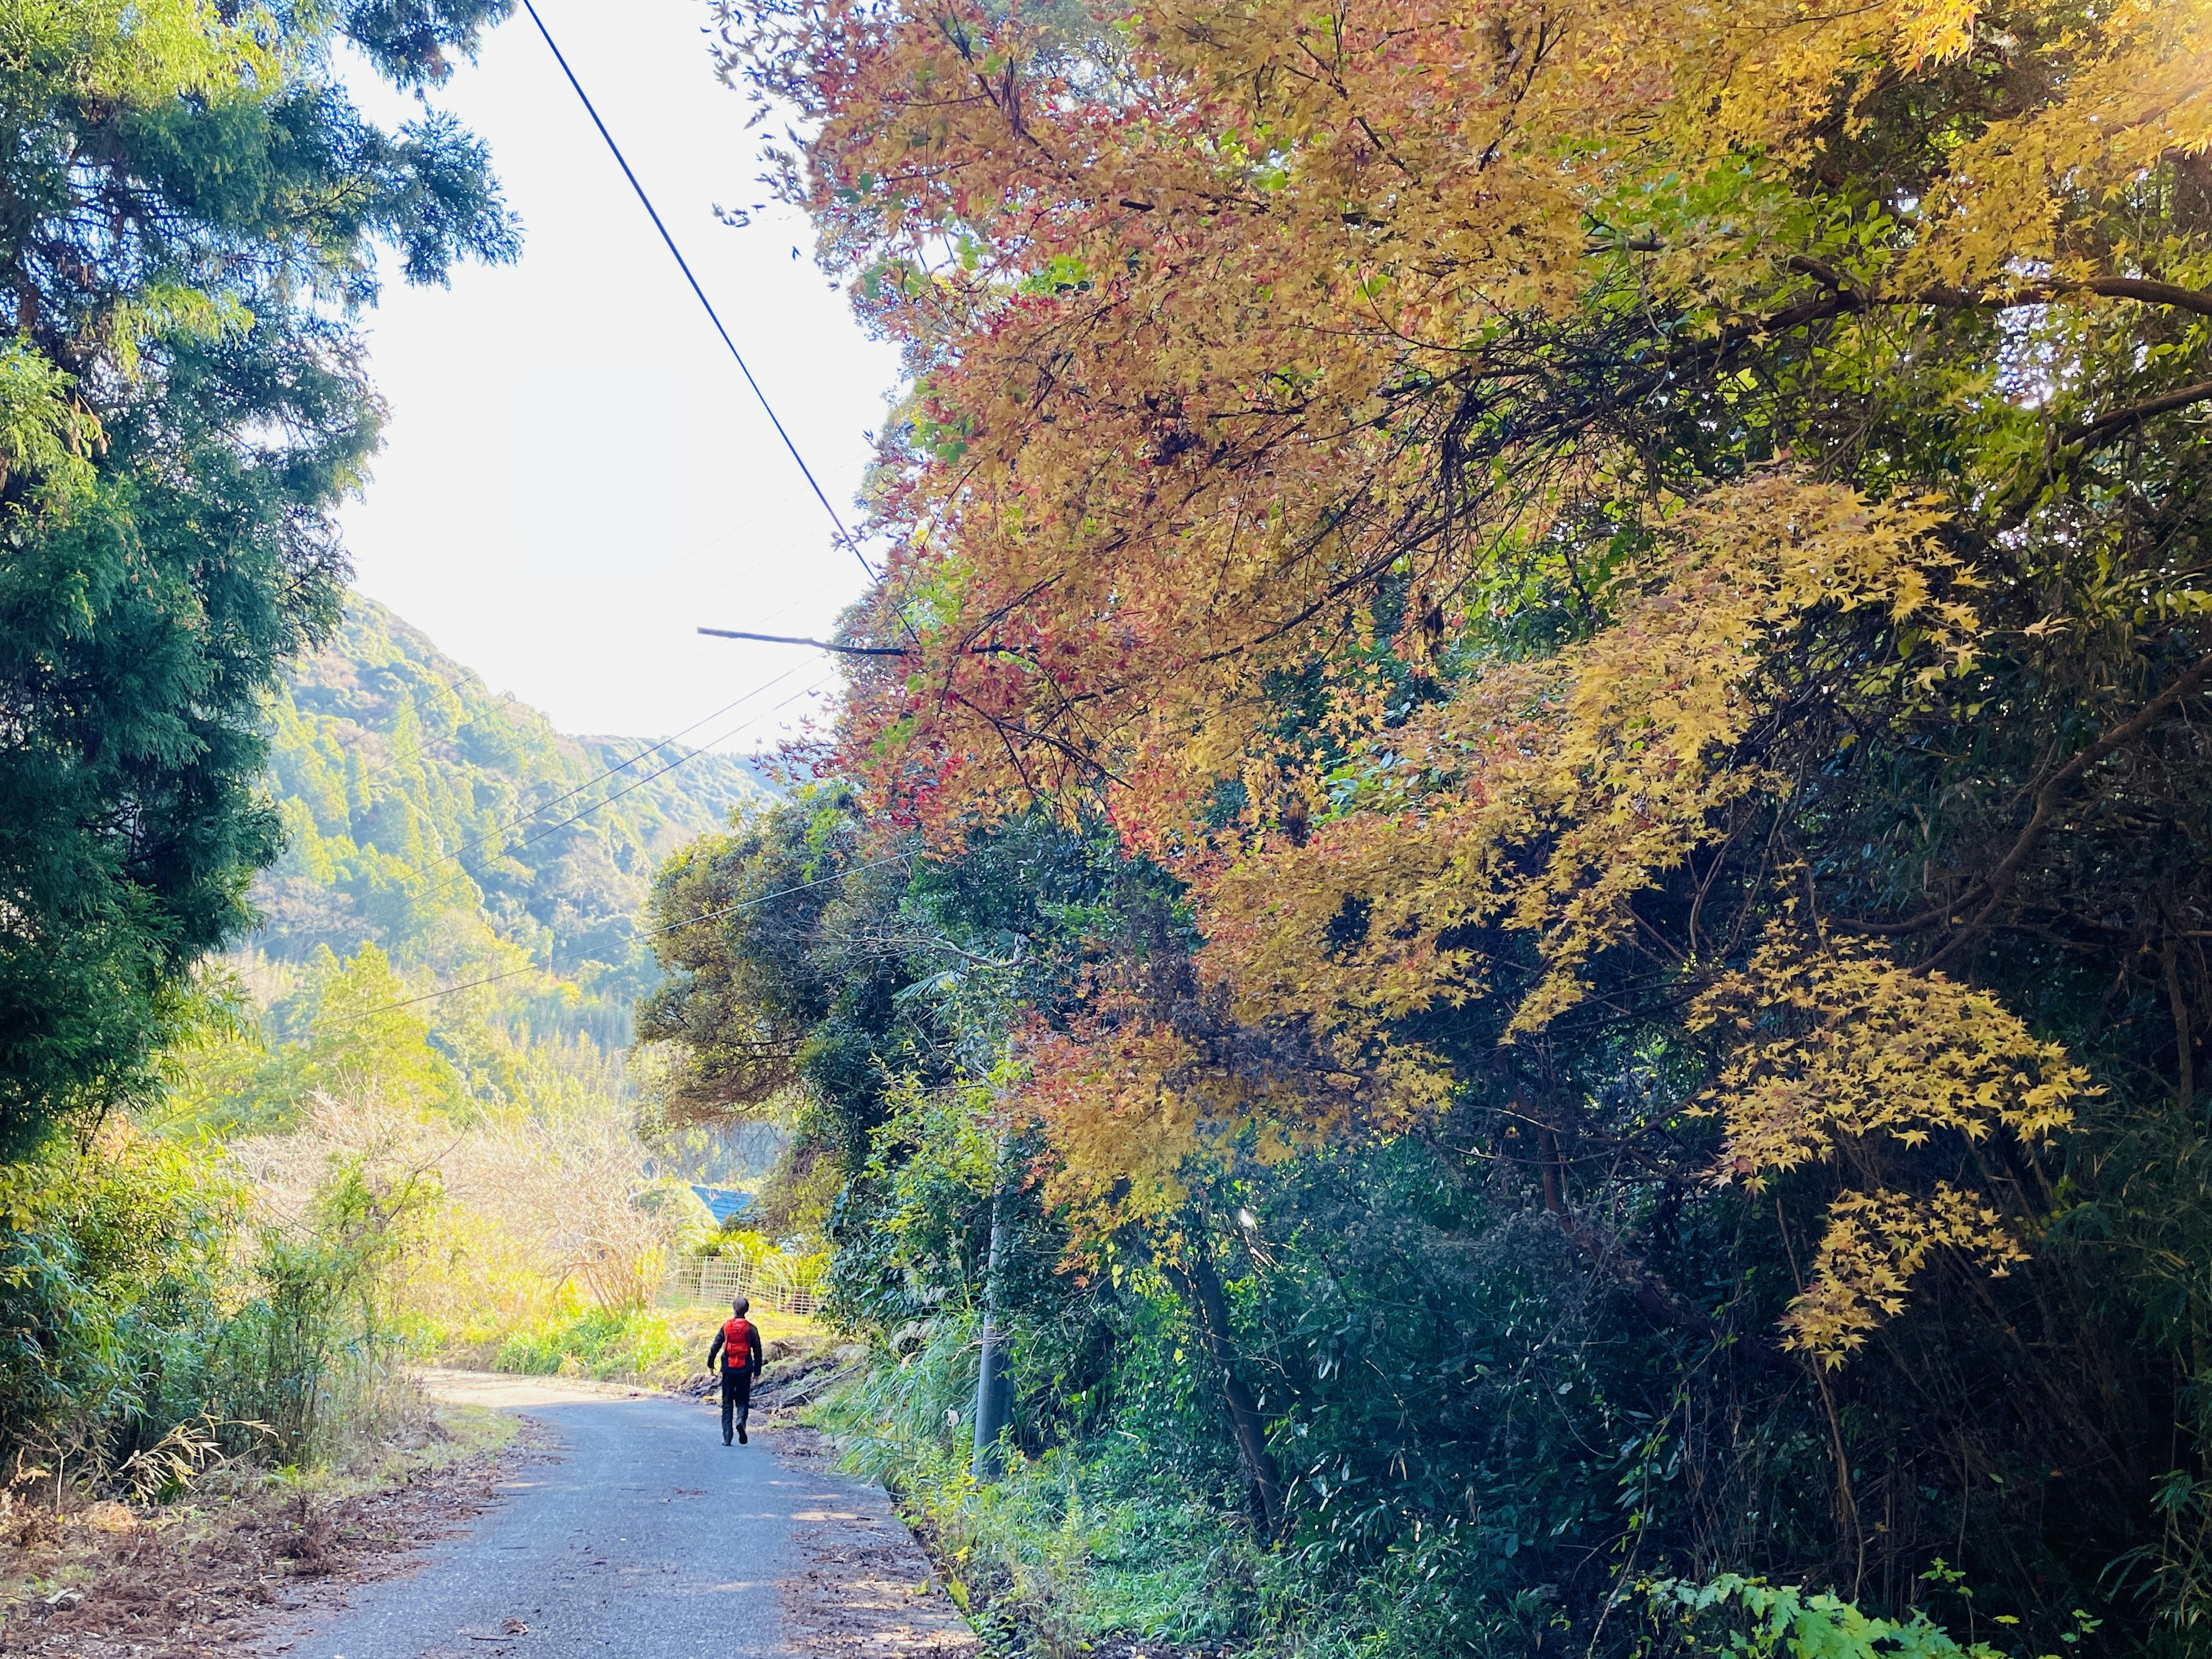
[738,1426,748,1445]
[723,1435,733,1446]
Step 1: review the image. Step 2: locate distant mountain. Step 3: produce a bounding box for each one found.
[250,597,771,1022]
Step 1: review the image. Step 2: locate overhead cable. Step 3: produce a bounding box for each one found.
[369,849,915,1014]
[434,658,810,878]
[404,668,835,916]
[517,0,876,580]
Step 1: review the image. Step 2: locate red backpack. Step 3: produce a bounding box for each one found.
[722,1317,755,1372]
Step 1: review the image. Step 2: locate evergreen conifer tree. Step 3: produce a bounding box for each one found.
[0,0,520,1146]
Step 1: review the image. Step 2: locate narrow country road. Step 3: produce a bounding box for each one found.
[269,1376,974,1659]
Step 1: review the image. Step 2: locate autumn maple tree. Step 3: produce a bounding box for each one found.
[727,0,2205,1340]
[676,0,2212,1639]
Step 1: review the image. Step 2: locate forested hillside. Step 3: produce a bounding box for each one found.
[148,596,776,1137]
[254,596,768,1010]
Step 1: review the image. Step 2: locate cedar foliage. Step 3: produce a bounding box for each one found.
[658,0,2212,1649]
[0,0,518,1147]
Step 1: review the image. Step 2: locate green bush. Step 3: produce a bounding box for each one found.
[0,1124,431,1475]
[816,1323,2047,1659]
[1633,1575,2100,1659]
[492,1304,693,1382]
[205,1153,437,1460]
[0,1126,236,1464]
[818,1319,1255,1650]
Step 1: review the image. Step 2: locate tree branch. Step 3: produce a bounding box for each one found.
[1834,652,2212,946]
[1778,257,2212,321]
[1916,650,2212,972]
[2046,276,2212,320]
[2065,379,2212,448]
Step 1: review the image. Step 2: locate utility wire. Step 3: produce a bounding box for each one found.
[671,455,868,574]
[518,0,875,581]
[295,3,889,1025]
[433,658,809,879]
[403,669,835,915]
[370,850,914,1014]
[485,679,821,866]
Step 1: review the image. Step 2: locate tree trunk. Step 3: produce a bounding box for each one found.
[1166,1247,1284,1536]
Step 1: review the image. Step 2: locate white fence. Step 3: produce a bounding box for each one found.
[656,1252,822,1318]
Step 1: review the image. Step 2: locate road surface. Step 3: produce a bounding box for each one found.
[273,1375,971,1659]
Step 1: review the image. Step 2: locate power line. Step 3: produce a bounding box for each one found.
[283,669,847,1035]
[483,678,825,868]
[669,456,868,574]
[691,534,862,612]
[433,658,810,878]
[518,0,876,581]
[403,668,835,916]
[371,850,915,1014]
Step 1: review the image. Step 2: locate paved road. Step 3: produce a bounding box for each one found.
[282,1383,836,1659]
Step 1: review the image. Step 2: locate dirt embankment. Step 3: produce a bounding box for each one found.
[665,1330,870,1414]
[0,1412,536,1658]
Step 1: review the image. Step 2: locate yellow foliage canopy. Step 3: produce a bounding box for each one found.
[1205,475,1978,1043]
[734,0,2212,1361]
[812,0,2211,837]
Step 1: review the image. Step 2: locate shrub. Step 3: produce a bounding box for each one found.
[0,1122,429,1476]
[0,1124,237,1466]
[1633,1575,2095,1659]
[491,1304,695,1383]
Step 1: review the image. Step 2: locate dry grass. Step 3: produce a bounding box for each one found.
[228,1089,682,1349]
[0,1394,524,1658]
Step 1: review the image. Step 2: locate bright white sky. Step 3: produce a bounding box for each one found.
[336,0,902,752]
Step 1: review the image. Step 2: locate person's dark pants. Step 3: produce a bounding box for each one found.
[720,1368,753,1443]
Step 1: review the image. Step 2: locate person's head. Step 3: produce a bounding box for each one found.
[732,1296,750,1318]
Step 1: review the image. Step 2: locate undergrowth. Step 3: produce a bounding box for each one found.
[816,1318,1253,1652]
[488,1304,707,1384]
[1,1121,430,1478]
[813,1322,2071,1659]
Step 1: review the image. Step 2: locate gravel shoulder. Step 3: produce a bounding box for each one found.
[769,1426,977,1659]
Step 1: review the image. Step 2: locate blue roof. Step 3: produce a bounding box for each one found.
[690,1185,755,1226]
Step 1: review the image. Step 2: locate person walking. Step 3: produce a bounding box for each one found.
[707,1296,764,1445]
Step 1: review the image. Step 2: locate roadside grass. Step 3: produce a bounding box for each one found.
[810,1323,1251,1656]
[486,1305,700,1384]
[473,1302,832,1386]
[0,1384,524,1642]
[317,1396,520,1490]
